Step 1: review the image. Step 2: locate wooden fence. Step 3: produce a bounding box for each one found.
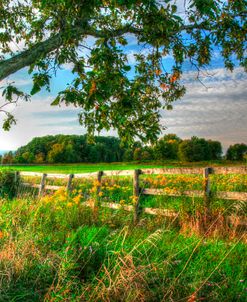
[18,166,247,225]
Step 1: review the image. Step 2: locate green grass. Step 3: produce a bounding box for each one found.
[0,164,246,301]
[0,197,246,302]
[1,160,245,174]
[0,162,169,174]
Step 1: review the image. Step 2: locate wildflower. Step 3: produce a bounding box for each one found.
[131,195,138,204]
[67,202,73,207]
[98,191,104,197]
[0,231,4,239]
[73,195,81,204]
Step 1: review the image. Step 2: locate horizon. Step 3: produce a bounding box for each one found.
[1,132,246,155]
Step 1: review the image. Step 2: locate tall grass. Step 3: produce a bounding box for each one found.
[0,196,246,301]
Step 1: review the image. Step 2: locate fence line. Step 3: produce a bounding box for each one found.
[17,166,247,225]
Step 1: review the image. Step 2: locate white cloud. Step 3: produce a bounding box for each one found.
[0,66,246,152]
[161,67,247,151]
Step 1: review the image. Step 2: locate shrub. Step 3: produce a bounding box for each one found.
[0,170,20,199]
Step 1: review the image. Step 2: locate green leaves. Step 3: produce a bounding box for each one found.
[1,85,30,131]
[31,73,51,95]
[51,96,61,106]
[3,113,16,131]
[0,0,246,143]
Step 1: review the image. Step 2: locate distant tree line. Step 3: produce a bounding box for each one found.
[1,134,246,164]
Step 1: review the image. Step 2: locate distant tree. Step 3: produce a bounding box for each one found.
[14,134,128,164]
[207,140,222,160]
[141,149,152,161]
[47,144,65,163]
[87,146,99,163]
[226,143,247,161]
[178,137,210,162]
[243,153,247,163]
[154,134,182,160]
[2,151,14,164]
[64,143,78,163]
[133,148,142,161]
[35,152,45,164]
[123,149,133,162]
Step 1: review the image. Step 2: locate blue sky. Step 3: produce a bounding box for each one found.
[0,54,246,152]
[0,1,246,152]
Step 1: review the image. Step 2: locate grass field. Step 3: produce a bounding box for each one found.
[0,197,246,302]
[0,160,245,174]
[1,162,168,174]
[0,163,246,301]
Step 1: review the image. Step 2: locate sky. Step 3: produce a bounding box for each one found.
[0,1,246,152]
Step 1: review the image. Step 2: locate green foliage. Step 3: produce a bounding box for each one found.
[0,196,246,301]
[153,134,181,160]
[0,170,19,199]
[1,133,228,164]
[133,147,142,161]
[207,139,223,160]
[14,134,126,164]
[1,151,14,164]
[226,143,247,161]
[1,85,30,131]
[0,0,246,143]
[178,136,222,162]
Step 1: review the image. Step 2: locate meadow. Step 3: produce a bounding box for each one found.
[0,196,246,302]
[0,160,244,174]
[0,162,167,174]
[0,164,246,301]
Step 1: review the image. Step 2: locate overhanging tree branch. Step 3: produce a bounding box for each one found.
[0,24,142,81]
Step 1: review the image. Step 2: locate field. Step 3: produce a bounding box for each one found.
[0,162,167,174]
[0,160,244,174]
[0,197,246,302]
[0,163,246,301]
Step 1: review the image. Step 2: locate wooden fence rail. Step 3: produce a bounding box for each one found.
[17,166,247,225]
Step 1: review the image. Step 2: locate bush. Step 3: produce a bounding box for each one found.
[0,170,20,199]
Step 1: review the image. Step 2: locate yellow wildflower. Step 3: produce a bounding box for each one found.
[73,195,81,204]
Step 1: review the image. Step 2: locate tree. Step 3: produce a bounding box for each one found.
[35,152,45,163]
[226,143,247,161]
[178,136,210,162]
[123,149,134,162]
[2,151,14,164]
[133,148,143,161]
[153,134,181,160]
[207,140,222,160]
[0,1,246,142]
[13,134,128,163]
[47,143,65,163]
[141,149,152,161]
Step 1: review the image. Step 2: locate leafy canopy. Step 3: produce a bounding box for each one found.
[0,0,246,143]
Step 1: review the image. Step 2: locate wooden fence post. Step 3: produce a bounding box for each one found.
[66,174,74,193]
[203,167,212,231]
[39,173,47,197]
[96,171,104,195]
[133,169,141,224]
[92,171,104,222]
[14,171,20,196]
